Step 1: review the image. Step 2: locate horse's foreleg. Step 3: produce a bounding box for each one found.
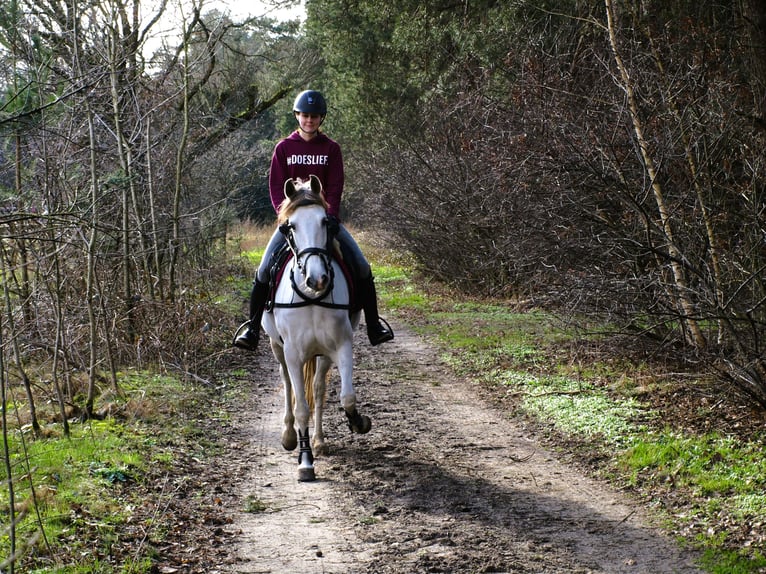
[272,340,297,451]
[312,356,332,455]
[337,343,371,435]
[286,351,315,481]
[297,428,315,482]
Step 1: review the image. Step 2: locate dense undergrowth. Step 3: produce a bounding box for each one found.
[2,225,765,572]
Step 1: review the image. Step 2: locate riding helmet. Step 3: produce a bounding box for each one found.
[293,90,327,116]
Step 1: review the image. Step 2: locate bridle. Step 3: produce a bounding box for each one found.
[277,219,347,308]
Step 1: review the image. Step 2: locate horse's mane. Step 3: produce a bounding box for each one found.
[277,178,328,224]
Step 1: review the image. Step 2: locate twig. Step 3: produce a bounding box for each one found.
[530,389,589,397]
[165,362,213,386]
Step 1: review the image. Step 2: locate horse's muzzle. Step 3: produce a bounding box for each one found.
[307,273,330,292]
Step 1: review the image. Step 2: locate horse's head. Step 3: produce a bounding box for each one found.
[279,176,334,297]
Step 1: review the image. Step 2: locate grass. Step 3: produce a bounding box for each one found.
[620,431,766,496]
[2,418,147,541]
[1,369,207,572]
[244,495,269,514]
[619,430,766,559]
[519,374,648,445]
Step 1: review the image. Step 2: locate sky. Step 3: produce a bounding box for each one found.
[210,0,305,21]
[141,0,305,56]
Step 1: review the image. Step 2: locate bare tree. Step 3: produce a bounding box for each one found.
[604,0,706,348]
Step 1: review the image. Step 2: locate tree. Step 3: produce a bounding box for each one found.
[305,0,766,405]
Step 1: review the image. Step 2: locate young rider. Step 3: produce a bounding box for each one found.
[234,89,394,351]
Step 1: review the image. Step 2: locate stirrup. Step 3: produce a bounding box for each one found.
[232,320,251,345]
[233,320,260,351]
[369,317,394,346]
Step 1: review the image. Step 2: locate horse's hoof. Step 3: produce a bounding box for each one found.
[357,416,372,434]
[347,412,372,434]
[298,467,316,482]
[282,431,298,451]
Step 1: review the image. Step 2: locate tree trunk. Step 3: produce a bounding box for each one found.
[642,25,729,347]
[0,333,17,574]
[70,0,99,419]
[169,33,192,301]
[605,0,707,349]
[0,245,40,434]
[146,116,164,300]
[741,0,766,124]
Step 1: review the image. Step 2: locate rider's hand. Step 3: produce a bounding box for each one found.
[326,214,340,236]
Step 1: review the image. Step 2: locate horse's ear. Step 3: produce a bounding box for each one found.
[309,174,323,196]
[284,178,298,200]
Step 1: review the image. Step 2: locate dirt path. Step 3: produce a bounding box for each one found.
[221,325,703,574]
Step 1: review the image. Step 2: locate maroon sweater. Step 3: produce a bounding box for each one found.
[268,131,344,217]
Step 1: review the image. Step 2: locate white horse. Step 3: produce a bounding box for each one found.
[261,175,371,482]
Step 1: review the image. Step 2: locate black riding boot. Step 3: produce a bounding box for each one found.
[233,278,270,351]
[359,275,394,346]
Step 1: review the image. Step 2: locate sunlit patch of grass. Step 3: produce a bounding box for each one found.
[229,221,274,256]
[0,370,204,570]
[731,493,766,519]
[423,306,533,345]
[27,557,155,574]
[369,262,410,283]
[508,373,649,445]
[240,249,263,267]
[30,563,106,574]
[374,268,430,310]
[524,391,645,444]
[1,419,149,560]
[620,431,766,496]
[699,547,766,574]
[370,260,429,311]
[386,289,431,310]
[619,429,766,569]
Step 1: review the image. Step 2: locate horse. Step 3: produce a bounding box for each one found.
[261,175,371,482]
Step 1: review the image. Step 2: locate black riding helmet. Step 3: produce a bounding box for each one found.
[293,90,327,117]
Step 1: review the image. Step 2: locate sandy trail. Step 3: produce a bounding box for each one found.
[224,326,703,573]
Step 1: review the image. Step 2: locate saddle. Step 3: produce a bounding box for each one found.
[266,239,360,314]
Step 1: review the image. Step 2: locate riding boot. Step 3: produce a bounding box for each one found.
[359,274,394,346]
[233,278,270,351]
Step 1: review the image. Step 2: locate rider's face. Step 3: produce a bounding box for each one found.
[296,112,321,135]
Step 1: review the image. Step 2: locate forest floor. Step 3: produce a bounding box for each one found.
[145,323,708,573]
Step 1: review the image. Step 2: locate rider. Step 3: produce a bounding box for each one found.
[234,89,395,351]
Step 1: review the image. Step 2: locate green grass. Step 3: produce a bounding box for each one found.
[244,495,269,513]
[1,419,147,565]
[699,548,766,574]
[28,558,155,574]
[517,374,648,445]
[0,369,201,571]
[620,431,766,495]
